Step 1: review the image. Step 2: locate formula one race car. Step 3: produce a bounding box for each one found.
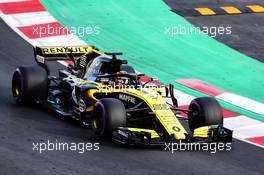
[12,46,232,146]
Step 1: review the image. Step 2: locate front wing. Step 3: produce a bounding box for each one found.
[113,126,233,147]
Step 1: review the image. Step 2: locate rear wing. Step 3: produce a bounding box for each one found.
[33,46,104,73]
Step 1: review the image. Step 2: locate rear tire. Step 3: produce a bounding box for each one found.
[12,66,48,103]
[92,98,126,139]
[188,97,223,133]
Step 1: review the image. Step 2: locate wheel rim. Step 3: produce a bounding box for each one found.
[92,119,98,129]
[92,102,106,137]
[15,85,20,96]
[188,102,202,132]
[12,71,22,98]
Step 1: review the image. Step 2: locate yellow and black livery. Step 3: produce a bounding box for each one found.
[12,46,232,146]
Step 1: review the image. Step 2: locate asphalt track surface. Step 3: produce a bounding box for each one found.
[164,0,264,62]
[0,18,264,175]
[164,0,264,9]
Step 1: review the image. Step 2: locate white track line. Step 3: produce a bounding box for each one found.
[3,12,56,26]
[0,11,39,45]
[233,123,264,138]
[224,116,262,129]
[217,92,264,115]
[32,34,87,46]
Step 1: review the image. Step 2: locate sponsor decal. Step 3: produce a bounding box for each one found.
[72,88,78,104]
[141,89,158,99]
[79,55,87,68]
[78,99,86,112]
[153,104,169,110]
[119,94,136,104]
[36,55,45,64]
[41,47,89,54]
[172,126,181,132]
[118,130,128,138]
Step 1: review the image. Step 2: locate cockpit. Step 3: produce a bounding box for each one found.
[81,56,138,88]
[83,56,122,80]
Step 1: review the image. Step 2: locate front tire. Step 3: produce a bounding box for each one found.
[12,66,48,103]
[188,97,223,133]
[92,98,126,139]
